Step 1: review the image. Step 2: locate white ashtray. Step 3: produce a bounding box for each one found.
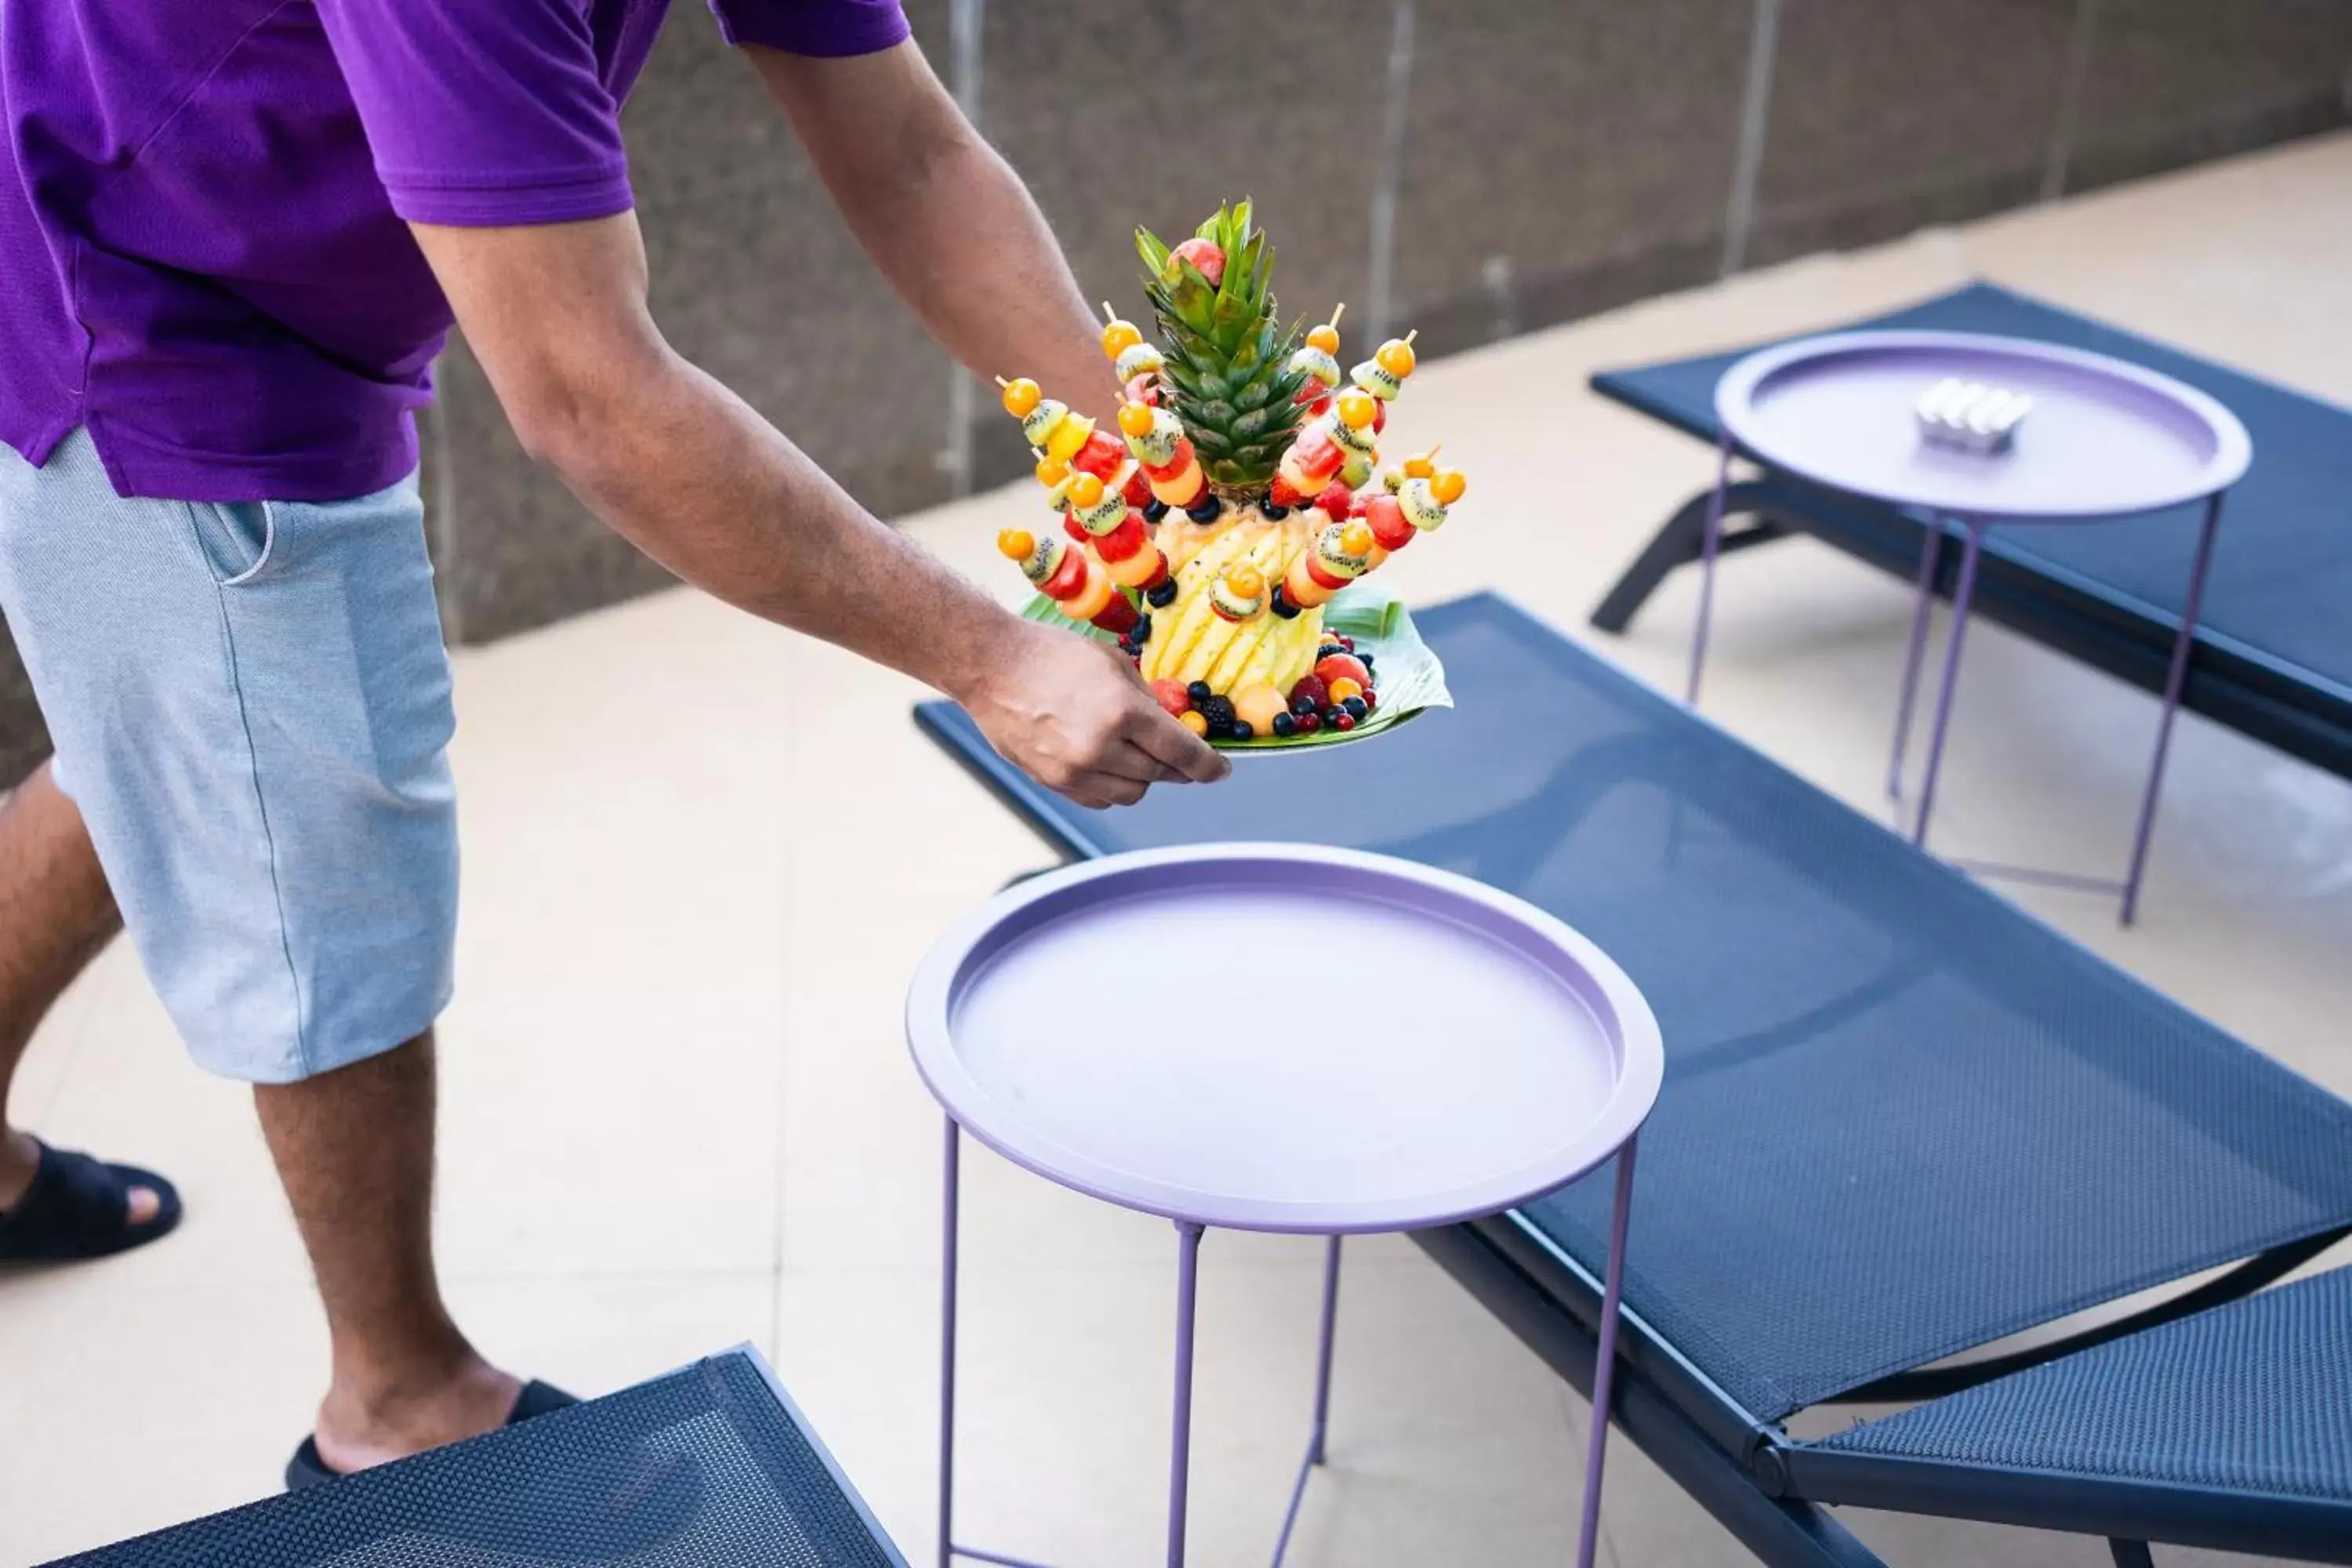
[1916,377,2033,455]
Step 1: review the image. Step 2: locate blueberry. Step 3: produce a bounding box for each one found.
[1269,586,1300,619]
[1272,713,1296,738]
[1318,645,1346,662]
[1142,499,1170,523]
[1147,579,1178,608]
[1186,496,1222,523]
[1258,500,1289,521]
[1131,612,1152,644]
[1188,681,1214,705]
[1343,695,1367,720]
[1293,693,1319,715]
[1232,720,1253,741]
[1323,708,1346,727]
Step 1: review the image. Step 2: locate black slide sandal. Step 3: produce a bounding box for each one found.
[285,1379,579,1491]
[0,1141,183,1262]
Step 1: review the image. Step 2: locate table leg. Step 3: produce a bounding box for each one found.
[1911,519,1984,852]
[1167,1221,1206,1568]
[938,1117,961,1568]
[1887,520,1948,803]
[1685,431,1738,706]
[1270,1236,1345,1567]
[2120,492,2223,927]
[1577,1136,1640,1568]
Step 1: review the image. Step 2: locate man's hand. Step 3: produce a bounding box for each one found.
[963,623,1228,809]
[408,214,1215,808]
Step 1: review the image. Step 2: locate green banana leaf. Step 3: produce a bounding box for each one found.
[1020,579,1451,753]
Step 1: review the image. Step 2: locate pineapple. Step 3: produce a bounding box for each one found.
[995,203,1458,735]
[1137,201,1312,497]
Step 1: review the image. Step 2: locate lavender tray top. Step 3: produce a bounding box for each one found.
[906,845,1662,1235]
[1715,330,2251,521]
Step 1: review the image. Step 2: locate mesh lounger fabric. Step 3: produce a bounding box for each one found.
[1590,281,2352,717]
[1809,1264,2352,1501]
[916,594,2352,1422]
[53,1350,903,1567]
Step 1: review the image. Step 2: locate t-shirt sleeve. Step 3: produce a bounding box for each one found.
[312,0,635,227]
[706,0,911,57]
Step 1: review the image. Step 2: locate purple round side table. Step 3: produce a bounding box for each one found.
[1686,330,2252,924]
[906,844,1664,1568]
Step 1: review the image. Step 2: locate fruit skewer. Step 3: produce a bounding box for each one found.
[1063,469,1170,593]
[996,527,1138,635]
[1287,304,1347,416]
[1099,303,1166,403]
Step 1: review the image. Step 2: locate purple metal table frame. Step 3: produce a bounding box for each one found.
[1684,331,2252,924]
[907,845,1664,1568]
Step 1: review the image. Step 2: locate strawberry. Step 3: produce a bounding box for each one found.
[1169,237,1225,289]
[1126,372,1161,406]
[1314,652,1371,691]
[1151,678,1192,717]
[1043,550,1087,602]
[1072,428,1126,479]
[1313,480,1353,519]
[1363,494,1414,550]
[1140,437,1195,482]
[1121,463,1152,508]
[1094,514,1148,562]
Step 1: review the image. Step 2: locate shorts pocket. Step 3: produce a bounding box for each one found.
[185,499,277,588]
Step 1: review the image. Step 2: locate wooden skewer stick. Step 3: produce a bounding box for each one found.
[1325,303,1347,331]
[1403,328,1418,347]
[1101,300,1120,324]
[993,376,1012,387]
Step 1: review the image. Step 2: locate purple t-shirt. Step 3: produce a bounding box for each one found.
[0,0,908,503]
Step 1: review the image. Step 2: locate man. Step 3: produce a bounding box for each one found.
[0,0,1224,1486]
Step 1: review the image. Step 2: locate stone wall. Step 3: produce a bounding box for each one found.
[5,0,2350,783]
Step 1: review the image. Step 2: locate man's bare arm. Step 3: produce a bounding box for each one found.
[747,41,1116,420]
[411,213,1222,807]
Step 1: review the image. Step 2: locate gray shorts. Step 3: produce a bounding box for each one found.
[0,430,458,1083]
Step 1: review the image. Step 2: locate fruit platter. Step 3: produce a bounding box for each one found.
[994,201,1464,749]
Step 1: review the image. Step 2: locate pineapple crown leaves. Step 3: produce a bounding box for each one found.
[1135,200,1312,488]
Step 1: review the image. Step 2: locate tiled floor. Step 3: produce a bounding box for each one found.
[5,131,2350,1566]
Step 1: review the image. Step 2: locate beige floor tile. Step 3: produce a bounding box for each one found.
[771,1234,1596,1568]
[0,1269,773,1564]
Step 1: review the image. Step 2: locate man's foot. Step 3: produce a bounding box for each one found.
[0,1134,179,1261]
[306,1356,532,1479]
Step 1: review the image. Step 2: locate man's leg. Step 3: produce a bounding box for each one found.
[0,760,159,1224]
[256,1031,521,1472]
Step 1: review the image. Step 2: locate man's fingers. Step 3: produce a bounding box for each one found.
[1122,705,1232,783]
[1063,771,1146,809]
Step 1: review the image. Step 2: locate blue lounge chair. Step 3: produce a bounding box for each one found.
[916,593,2352,1565]
[1588,283,2352,782]
[51,1346,906,1566]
